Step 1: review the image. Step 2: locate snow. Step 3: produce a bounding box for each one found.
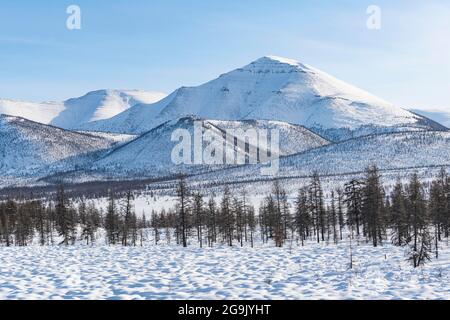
[79,56,427,135]
[75,130,137,144]
[85,117,329,180]
[178,130,450,192]
[0,89,166,130]
[1,240,449,300]
[51,89,166,129]
[411,108,450,128]
[0,56,448,189]
[0,99,64,124]
[265,55,302,66]
[1,116,449,190]
[0,115,123,183]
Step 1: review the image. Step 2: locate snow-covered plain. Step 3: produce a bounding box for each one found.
[1,240,449,300]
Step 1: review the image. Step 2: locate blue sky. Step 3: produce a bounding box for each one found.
[0,0,449,110]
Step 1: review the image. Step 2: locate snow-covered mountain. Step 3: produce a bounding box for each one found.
[72,117,329,181]
[1,56,449,189]
[410,108,450,129]
[0,99,64,124]
[79,56,444,140]
[184,130,450,188]
[51,89,166,129]
[0,115,127,186]
[0,90,166,129]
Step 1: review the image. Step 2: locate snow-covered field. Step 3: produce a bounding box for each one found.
[1,241,449,300]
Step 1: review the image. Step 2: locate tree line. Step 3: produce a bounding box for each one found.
[0,187,146,247]
[1,167,450,268]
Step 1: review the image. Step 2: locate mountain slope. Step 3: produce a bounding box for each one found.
[0,115,123,183]
[410,109,450,128]
[71,117,329,180]
[0,90,166,129]
[51,89,166,129]
[0,99,64,124]
[79,56,443,139]
[188,130,450,185]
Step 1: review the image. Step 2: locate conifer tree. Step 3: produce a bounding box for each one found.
[105,190,119,245]
[247,205,256,248]
[121,190,135,246]
[429,168,448,258]
[329,191,338,244]
[192,192,205,248]
[294,187,310,246]
[1,200,16,246]
[151,210,160,245]
[389,178,408,246]
[207,197,217,246]
[406,173,431,267]
[220,186,234,246]
[55,185,75,245]
[82,201,99,245]
[35,201,47,246]
[309,173,326,243]
[232,196,245,247]
[361,165,385,247]
[336,188,345,241]
[176,175,190,247]
[344,179,364,237]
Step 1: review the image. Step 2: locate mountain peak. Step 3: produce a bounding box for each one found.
[50,89,166,129]
[79,56,438,137]
[242,55,309,72]
[263,55,302,66]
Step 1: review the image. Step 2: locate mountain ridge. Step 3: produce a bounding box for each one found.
[410,108,450,129]
[1,55,449,189]
[84,116,330,180]
[78,56,440,140]
[0,114,128,186]
[0,89,166,130]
